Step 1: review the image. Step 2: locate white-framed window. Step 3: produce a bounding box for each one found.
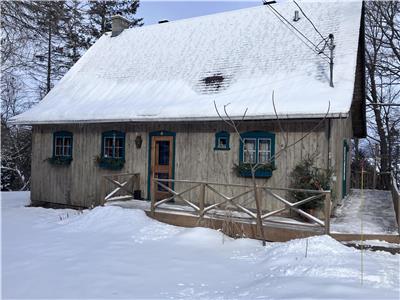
[102,131,125,159]
[53,131,73,158]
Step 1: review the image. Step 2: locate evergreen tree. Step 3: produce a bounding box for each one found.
[63,1,92,67]
[87,0,143,44]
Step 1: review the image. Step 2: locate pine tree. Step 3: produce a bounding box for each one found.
[62,1,92,67]
[87,0,143,44]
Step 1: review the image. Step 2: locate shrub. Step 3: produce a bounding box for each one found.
[289,156,331,210]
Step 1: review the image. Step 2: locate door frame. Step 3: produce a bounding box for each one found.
[147,130,176,200]
[342,140,349,199]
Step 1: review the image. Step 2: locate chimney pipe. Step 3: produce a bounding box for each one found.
[111,15,130,37]
[293,10,300,22]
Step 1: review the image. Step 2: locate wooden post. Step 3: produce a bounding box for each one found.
[254,186,266,246]
[372,143,379,189]
[199,183,205,217]
[324,192,331,234]
[100,176,106,206]
[150,178,156,216]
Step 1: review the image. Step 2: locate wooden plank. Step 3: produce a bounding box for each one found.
[330,233,400,244]
[324,192,331,234]
[146,210,323,242]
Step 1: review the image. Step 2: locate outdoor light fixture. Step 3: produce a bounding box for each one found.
[135,135,142,149]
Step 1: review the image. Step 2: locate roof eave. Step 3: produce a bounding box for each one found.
[9,112,350,126]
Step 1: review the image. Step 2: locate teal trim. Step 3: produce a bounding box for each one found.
[342,140,349,198]
[214,131,230,150]
[147,130,176,200]
[53,131,73,159]
[238,131,276,178]
[101,130,125,159]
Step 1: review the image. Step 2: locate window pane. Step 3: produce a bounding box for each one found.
[63,137,71,147]
[258,139,271,163]
[115,147,123,158]
[155,172,170,191]
[243,139,256,163]
[55,146,62,156]
[258,139,270,152]
[157,141,170,165]
[259,152,270,163]
[115,138,121,148]
[105,138,113,148]
[218,137,227,148]
[65,146,72,157]
[104,138,113,157]
[63,137,72,156]
[106,147,113,158]
[244,139,256,151]
[56,137,63,146]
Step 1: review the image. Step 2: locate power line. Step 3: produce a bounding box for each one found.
[293,0,326,42]
[264,2,330,61]
[264,6,330,63]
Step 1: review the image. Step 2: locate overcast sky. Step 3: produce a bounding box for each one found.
[137,1,262,25]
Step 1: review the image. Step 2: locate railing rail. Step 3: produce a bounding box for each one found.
[390,172,400,234]
[151,178,331,234]
[101,173,140,205]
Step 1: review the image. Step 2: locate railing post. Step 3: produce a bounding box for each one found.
[255,186,266,246]
[101,176,106,206]
[324,192,331,234]
[199,183,205,217]
[150,178,156,216]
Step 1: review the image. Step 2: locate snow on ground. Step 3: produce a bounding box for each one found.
[331,189,398,234]
[2,192,399,299]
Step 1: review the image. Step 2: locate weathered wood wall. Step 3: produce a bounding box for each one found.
[329,116,353,205]
[31,117,352,210]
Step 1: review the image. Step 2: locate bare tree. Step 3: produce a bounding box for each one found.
[364,1,400,188]
[214,93,330,245]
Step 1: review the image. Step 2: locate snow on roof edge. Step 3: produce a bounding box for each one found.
[9,112,350,125]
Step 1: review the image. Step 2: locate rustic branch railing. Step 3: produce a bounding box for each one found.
[390,172,400,234]
[151,178,331,234]
[102,173,140,204]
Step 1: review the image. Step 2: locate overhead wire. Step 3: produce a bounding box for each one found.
[293,0,327,42]
[265,2,330,62]
[293,0,332,56]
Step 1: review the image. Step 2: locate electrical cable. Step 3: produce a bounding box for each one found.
[265,3,330,61]
[293,0,327,42]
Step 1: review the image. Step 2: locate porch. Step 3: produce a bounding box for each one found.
[101,173,400,244]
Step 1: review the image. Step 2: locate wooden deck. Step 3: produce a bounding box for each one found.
[104,175,400,244]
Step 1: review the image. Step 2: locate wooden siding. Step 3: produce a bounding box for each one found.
[329,116,354,205]
[31,118,351,210]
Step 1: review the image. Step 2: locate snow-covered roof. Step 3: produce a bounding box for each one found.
[11,1,363,124]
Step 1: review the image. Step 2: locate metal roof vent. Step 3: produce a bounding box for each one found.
[293,10,300,22]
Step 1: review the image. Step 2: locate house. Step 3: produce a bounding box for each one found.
[11,1,365,211]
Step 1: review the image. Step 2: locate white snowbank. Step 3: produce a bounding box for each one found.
[2,192,399,299]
